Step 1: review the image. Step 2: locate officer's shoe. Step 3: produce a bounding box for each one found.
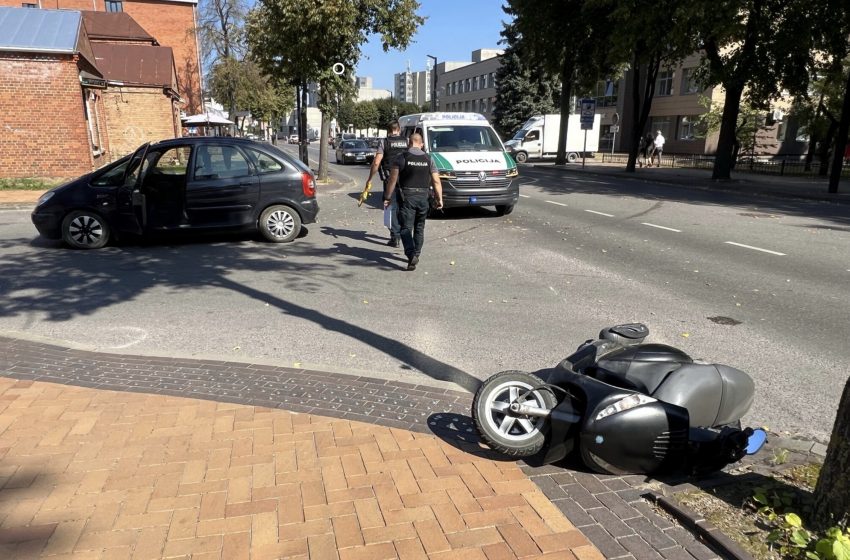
[406,255,419,271]
[387,235,400,248]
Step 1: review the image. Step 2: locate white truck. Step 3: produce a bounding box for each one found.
[504,114,601,163]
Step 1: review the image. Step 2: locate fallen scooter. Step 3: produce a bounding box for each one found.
[472,323,767,475]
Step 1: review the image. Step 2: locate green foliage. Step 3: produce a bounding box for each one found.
[492,19,559,139]
[208,57,292,128]
[0,178,62,190]
[753,486,850,560]
[695,95,772,158]
[352,101,380,133]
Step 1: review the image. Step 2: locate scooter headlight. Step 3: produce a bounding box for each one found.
[596,394,657,421]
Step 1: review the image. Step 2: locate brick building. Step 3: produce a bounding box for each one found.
[0,8,110,179]
[0,0,202,113]
[84,11,182,158]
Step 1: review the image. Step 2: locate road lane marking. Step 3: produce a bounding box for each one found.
[642,222,681,232]
[546,200,567,207]
[724,241,786,256]
[585,210,614,217]
[519,194,530,198]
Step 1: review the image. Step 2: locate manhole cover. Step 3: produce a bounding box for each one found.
[707,316,742,325]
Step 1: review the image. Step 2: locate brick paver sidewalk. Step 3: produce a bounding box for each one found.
[0,378,602,559]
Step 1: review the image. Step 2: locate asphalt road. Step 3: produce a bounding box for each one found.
[1,147,848,441]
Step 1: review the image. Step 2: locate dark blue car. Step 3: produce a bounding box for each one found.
[32,137,318,249]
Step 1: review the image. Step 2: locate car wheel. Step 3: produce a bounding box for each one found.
[515,151,528,164]
[495,204,515,216]
[567,152,579,163]
[61,210,110,249]
[473,370,557,457]
[259,204,301,243]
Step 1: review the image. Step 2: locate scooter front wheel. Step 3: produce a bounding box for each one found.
[473,371,557,457]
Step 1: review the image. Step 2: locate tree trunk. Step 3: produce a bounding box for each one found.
[317,111,330,182]
[555,56,575,166]
[626,52,643,173]
[712,81,745,181]
[828,67,850,194]
[627,52,661,173]
[299,82,309,166]
[820,120,838,176]
[812,376,850,529]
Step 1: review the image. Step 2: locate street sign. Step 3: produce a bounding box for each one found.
[580,98,596,130]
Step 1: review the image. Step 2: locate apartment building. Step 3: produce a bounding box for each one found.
[395,66,431,106]
[438,49,502,120]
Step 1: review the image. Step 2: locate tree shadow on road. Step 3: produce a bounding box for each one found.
[0,234,481,393]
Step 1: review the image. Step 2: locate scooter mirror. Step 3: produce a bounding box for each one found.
[745,429,767,455]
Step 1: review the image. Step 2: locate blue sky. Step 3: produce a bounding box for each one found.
[356,1,511,92]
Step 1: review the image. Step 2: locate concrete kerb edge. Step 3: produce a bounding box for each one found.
[522,163,850,206]
[645,491,755,560]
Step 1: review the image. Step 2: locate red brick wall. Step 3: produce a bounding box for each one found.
[0,0,204,113]
[121,1,203,113]
[0,54,97,180]
[102,87,180,158]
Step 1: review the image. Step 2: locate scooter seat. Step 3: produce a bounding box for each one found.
[593,344,692,395]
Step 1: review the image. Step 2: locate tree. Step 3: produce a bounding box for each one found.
[492,19,559,139]
[597,0,699,173]
[352,101,380,135]
[812,377,850,529]
[208,58,292,133]
[197,0,248,119]
[695,95,774,165]
[790,61,847,175]
[692,0,819,181]
[248,0,423,173]
[818,0,850,193]
[507,0,616,165]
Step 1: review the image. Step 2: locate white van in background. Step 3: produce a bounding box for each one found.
[505,114,601,163]
[397,112,519,216]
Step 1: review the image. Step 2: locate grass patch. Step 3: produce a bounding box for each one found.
[676,463,825,560]
[0,178,64,191]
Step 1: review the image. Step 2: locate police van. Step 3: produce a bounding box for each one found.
[397,112,519,215]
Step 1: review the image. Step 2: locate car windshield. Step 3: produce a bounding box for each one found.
[342,140,368,149]
[426,125,503,152]
[512,130,527,141]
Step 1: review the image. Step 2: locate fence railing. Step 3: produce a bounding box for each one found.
[598,153,850,178]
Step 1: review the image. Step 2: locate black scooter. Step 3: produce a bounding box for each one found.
[472,323,767,475]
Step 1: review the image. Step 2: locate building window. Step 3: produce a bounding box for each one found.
[649,116,674,139]
[678,115,700,140]
[105,0,123,11]
[473,76,478,91]
[21,3,37,7]
[481,98,488,113]
[490,72,496,89]
[776,120,788,141]
[480,74,487,89]
[656,70,674,96]
[680,68,700,95]
[465,78,470,92]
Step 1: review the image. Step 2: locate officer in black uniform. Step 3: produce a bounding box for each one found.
[365,121,409,247]
[383,133,443,271]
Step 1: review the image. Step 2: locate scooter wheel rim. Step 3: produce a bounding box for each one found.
[482,380,549,442]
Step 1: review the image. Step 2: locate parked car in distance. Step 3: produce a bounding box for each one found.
[31,137,318,249]
[331,133,356,149]
[335,139,376,165]
[288,134,299,144]
[365,137,383,149]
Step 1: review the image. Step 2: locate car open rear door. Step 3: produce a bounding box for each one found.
[115,142,149,235]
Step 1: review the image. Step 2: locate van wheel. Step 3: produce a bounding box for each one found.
[62,210,110,249]
[495,204,514,216]
[515,151,528,164]
[567,152,579,163]
[259,205,301,243]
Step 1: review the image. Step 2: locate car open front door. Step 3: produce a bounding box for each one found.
[115,142,149,235]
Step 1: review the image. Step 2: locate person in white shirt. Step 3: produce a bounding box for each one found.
[652,130,665,167]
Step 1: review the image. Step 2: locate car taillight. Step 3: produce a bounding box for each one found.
[301,172,316,197]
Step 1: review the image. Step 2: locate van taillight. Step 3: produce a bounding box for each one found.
[301,172,316,197]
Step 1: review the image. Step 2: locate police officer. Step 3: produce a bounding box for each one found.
[383,134,443,271]
[365,121,409,247]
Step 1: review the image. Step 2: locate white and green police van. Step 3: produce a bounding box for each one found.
[397,112,519,215]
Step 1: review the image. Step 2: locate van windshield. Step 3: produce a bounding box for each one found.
[426,125,503,152]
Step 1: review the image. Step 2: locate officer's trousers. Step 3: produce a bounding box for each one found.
[398,195,429,259]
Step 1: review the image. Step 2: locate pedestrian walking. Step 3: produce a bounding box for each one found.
[365,121,409,246]
[652,130,665,167]
[383,134,443,271]
[638,134,649,168]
